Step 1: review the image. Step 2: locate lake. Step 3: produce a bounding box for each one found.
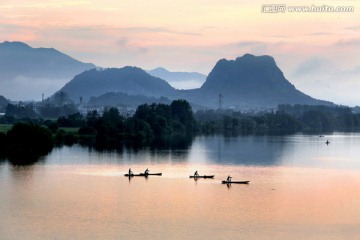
[1,133,360,239]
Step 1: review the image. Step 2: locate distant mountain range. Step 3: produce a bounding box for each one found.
[147,67,206,89]
[59,67,176,103]
[58,54,332,109]
[0,40,333,110]
[0,41,95,100]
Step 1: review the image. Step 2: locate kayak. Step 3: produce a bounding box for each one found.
[139,173,162,176]
[189,175,215,178]
[124,173,162,177]
[124,174,142,177]
[222,181,249,184]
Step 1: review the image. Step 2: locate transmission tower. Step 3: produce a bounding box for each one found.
[218,93,223,109]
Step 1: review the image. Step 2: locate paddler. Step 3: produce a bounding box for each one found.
[226,175,232,183]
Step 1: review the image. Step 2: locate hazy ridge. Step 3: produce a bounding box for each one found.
[1,41,333,110]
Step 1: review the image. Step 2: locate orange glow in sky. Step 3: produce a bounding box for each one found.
[1,0,360,105]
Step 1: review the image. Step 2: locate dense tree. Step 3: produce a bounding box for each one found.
[194,104,359,134]
[43,120,59,133]
[102,108,125,129]
[6,123,54,164]
[0,132,6,158]
[54,130,78,146]
[170,99,194,133]
[86,110,101,128]
[5,103,37,119]
[57,112,86,128]
[38,103,78,119]
[278,104,359,131]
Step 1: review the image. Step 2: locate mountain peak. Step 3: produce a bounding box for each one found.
[0,41,96,100]
[0,41,31,49]
[235,53,276,66]
[198,54,332,108]
[59,66,176,102]
[150,67,169,73]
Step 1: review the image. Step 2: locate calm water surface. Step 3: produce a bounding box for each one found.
[1,133,360,239]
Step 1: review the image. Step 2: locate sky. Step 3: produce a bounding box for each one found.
[0,0,360,106]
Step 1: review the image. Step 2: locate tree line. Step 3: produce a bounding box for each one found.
[0,100,195,164]
[2,101,360,165]
[76,99,195,149]
[0,123,53,164]
[195,104,360,134]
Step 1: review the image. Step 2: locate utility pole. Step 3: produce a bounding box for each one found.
[218,93,223,110]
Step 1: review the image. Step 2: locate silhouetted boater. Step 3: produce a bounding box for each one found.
[129,168,133,175]
[194,171,199,177]
[227,175,232,182]
[144,168,149,175]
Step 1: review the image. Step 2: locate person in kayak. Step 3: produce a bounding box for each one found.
[129,168,133,175]
[194,171,199,177]
[227,175,232,182]
[144,168,149,175]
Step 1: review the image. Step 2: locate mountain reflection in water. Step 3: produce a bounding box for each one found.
[1,133,360,239]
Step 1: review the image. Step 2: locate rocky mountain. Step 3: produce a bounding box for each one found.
[147,67,206,89]
[0,95,9,112]
[0,41,95,100]
[182,54,332,109]
[58,67,176,103]
[57,54,333,110]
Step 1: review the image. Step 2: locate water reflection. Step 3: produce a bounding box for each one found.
[199,135,287,166]
[8,164,37,182]
[2,133,360,239]
[37,132,360,170]
[5,132,360,171]
[56,135,194,165]
[83,135,194,153]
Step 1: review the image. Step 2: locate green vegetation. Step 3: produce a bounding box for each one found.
[79,99,195,149]
[278,104,360,132]
[5,102,78,119]
[0,100,196,164]
[59,127,80,134]
[1,100,360,165]
[196,105,360,135]
[195,110,301,135]
[0,124,12,133]
[0,123,54,164]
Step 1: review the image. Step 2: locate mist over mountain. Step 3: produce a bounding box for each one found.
[147,67,206,89]
[88,92,172,107]
[0,41,95,100]
[57,54,333,110]
[58,67,176,103]
[181,54,333,109]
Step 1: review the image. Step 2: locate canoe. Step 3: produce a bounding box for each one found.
[189,175,215,178]
[139,173,162,176]
[222,181,249,184]
[125,173,162,177]
[124,174,142,177]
